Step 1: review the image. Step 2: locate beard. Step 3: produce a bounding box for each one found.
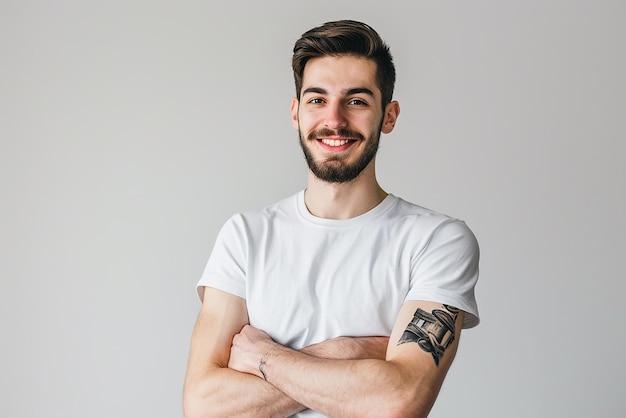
[298,126,382,183]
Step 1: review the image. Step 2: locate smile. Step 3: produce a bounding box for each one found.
[320,138,353,147]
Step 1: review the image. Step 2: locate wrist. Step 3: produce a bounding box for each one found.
[257,343,279,381]
[259,355,268,381]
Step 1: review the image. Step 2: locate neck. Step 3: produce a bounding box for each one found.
[304,167,387,220]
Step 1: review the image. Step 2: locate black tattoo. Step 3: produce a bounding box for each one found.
[397,305,460,366]
[259,356,268,381]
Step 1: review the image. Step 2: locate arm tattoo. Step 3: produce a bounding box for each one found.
[397,305,460,366]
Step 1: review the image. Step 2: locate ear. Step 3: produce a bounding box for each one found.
[381,100,400,134]
[290,97,300,130]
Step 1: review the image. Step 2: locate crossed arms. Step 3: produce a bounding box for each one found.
[183,287,464,418]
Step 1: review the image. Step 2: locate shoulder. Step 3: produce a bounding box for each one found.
[387,195,478,246]
[219,192,300,234]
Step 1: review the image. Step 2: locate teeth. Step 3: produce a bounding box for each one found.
[321,139,349,147]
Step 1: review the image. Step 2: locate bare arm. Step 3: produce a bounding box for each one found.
[183,287,297,417]
[182,287,389,418]
[228,300,464,418]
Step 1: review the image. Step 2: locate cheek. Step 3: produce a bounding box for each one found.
[355,115,381,132]
[295,114,316,132]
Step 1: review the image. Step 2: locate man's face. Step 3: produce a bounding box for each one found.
[291,55,389,183]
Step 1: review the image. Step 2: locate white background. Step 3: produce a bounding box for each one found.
[1,1,624,417]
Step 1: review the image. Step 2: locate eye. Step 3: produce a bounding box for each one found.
[348,98,368,106]
[307,98,325,104]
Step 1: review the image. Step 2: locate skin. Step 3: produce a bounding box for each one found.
[183,55,463,418]
[291,55,399,220]
[229,302,463,418]
[183,288,389,418]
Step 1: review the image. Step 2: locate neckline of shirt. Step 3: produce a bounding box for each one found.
[296,190,397,227]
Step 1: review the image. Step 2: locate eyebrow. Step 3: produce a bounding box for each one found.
[301,87,376,98]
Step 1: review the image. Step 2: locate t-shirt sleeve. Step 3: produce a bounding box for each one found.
[406,219,480,328]
[196,214,247,301]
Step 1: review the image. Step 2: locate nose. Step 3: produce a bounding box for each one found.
[324,102,347,130]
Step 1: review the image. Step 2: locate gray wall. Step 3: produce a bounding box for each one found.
[1,1,624,417]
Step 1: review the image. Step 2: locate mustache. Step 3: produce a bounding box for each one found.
[307,128,365,141]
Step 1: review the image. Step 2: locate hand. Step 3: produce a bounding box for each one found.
[228,325,276,378]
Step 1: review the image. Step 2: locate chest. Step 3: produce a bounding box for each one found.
[245,226,413,348]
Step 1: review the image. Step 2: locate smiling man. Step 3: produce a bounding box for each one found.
[183,20,480,418]
[296,56,388,185]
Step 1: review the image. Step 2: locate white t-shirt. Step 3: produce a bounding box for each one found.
[198,191,479,351]
[197,191,480,417]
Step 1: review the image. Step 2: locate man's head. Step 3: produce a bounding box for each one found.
[290,20,400,184]
[292,20,396,109]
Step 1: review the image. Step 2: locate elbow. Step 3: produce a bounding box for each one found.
[379,403,430,418]
[182,384,216,418]
[364,388,434,418]
[182,391,203,418]
[183,397,218,418]
[183,380,238,418]
[385,407,430,418]
[388,392,436,418]
[183,367,238,418]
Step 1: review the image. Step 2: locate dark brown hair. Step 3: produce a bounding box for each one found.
[292,20,396,108]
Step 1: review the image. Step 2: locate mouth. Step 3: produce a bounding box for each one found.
[317,137,357,152]
[307,128,363,151]
[320,138,353,147]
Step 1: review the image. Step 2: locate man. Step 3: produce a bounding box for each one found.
[183,20,479,418]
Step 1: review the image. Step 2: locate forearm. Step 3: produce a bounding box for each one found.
[260,347,415,418]
[184,336,388,417]
[184,290,305,418]
[233,304,464,418]
[183,366,305,418]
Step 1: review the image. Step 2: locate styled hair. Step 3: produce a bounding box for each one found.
[292,20,396,108]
